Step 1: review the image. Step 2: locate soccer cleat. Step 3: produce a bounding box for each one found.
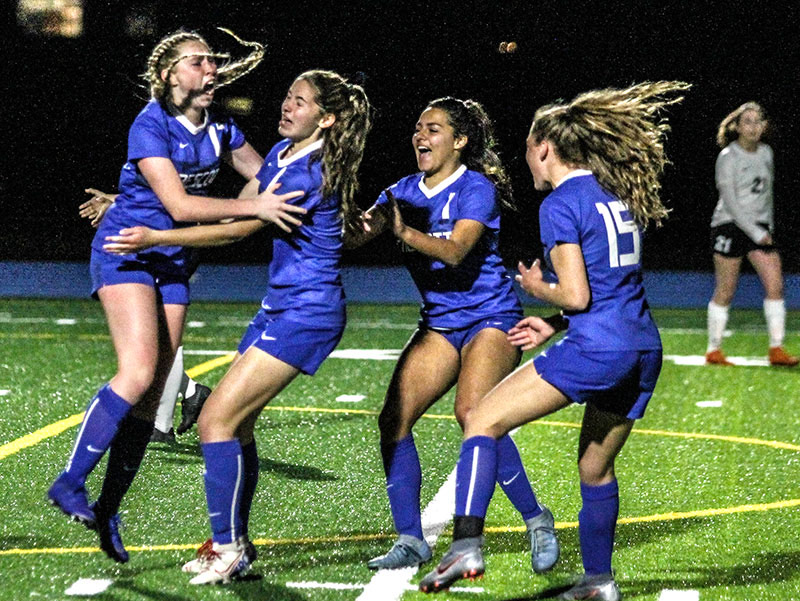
[525,506,560,573]
[90,502,128,563]
[419,538,484,594]
[47,472,96,528]
[183,537,257,574]
[177,382,212,435]
[149,427,175,444]
[367,534,432,570]
[705,349,733,366]
[768,346,799,367]
[559,572,622,600]
[188,539,250,585]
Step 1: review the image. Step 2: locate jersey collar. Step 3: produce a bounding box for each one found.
[278,138,323,167]
[174,110,209,135]
[554,169,592,188]
[418,164,467,199]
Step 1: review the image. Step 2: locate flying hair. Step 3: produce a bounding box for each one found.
[143,28,265,102]
[529,81,691,228]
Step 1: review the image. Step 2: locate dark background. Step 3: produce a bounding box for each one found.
[3,0,798,271]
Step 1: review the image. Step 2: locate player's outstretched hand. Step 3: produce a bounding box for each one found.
[507,316,556,351]
[385,189,407,238]
[103,227,158,254]
[254,182,306,232]
[515,259,545,297]
[80,188,117,228]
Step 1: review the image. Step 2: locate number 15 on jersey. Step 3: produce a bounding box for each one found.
[596,201,641,268]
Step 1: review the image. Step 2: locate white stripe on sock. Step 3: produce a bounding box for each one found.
[464,446,480,515]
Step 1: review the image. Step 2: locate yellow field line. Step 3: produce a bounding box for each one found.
[3,352,800,461]
[3,498,799,557]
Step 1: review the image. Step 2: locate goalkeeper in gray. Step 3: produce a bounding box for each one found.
[706,101,797,367]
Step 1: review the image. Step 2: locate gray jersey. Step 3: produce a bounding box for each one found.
[710,141,774,243]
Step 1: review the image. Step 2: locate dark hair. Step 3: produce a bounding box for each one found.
[426,97,514,211]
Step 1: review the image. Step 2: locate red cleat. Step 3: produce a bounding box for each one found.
[705,349,734,366]
[768,346,799,367]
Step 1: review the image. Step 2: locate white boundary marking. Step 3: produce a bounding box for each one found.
[286,580,482,593]
[65,578,113,596]
[658,590,699,601]
[357,469,459,601]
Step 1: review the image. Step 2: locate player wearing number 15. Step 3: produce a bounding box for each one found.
[419,81,690,599]
[706,102,798,367]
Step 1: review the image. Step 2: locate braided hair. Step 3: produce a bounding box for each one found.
[425,97,515,211]
[142,28,265,103]
[295,70,373,233]
[529,81,690,228]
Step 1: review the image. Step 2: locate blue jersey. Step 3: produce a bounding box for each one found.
[539,172,661,351]
[255,139,345,326]
[93,100,246,276]
[377,165,521,329]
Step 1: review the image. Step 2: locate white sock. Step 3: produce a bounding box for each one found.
[764,299,786,348]
[154,346,184,433]
[707,301,729,353]
[184,376,197,398]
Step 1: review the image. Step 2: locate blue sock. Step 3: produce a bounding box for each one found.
[496,434,541,520]
[96,415,154,517]
[202,439,244,545]
[381,434,423,539]
[240,440,260,538]
[579,480,619,575]
[455,435,497,518]
[63,384,132,488]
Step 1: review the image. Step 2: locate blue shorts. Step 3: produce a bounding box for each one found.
[533,336,662,419]
[428,314,521,352]
[238,309,345,375]
[90,249,190,305]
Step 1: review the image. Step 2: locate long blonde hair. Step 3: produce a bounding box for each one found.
[716,101,766,148]
[297,70,373,233]
[143,28,265,103]
[530,81,690,228]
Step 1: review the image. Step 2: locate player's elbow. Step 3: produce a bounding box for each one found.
[562,289,590,311]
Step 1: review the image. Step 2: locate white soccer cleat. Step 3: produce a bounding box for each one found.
[185,539,250,585]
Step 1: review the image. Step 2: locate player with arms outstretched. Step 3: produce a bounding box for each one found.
[47,29,304,564]
[106,69,372,584]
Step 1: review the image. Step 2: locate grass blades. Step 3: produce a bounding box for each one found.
[0,299,798,600]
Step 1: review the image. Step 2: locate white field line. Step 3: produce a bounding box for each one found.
[182,349,779,369]
[658,590,699,601]
[357,469,458,601]
[286,580,482,594]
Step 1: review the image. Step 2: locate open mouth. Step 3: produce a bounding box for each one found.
[417,146,431,155]
[202,80,216,93]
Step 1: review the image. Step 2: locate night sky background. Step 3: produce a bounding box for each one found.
[3,0,799,273]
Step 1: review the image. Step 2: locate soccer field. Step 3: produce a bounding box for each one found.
[1,299,798,600]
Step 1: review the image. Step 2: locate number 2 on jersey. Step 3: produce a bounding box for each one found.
[595,201,640,268]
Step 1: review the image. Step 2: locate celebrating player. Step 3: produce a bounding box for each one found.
[419,81,690,600]
[347,97,558,574]
[106,69,372,584]
[705,102,797,367]
[47,29,305,563]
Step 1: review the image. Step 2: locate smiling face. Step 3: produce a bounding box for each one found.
[164,41,218,112]
[412,107,466,184]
